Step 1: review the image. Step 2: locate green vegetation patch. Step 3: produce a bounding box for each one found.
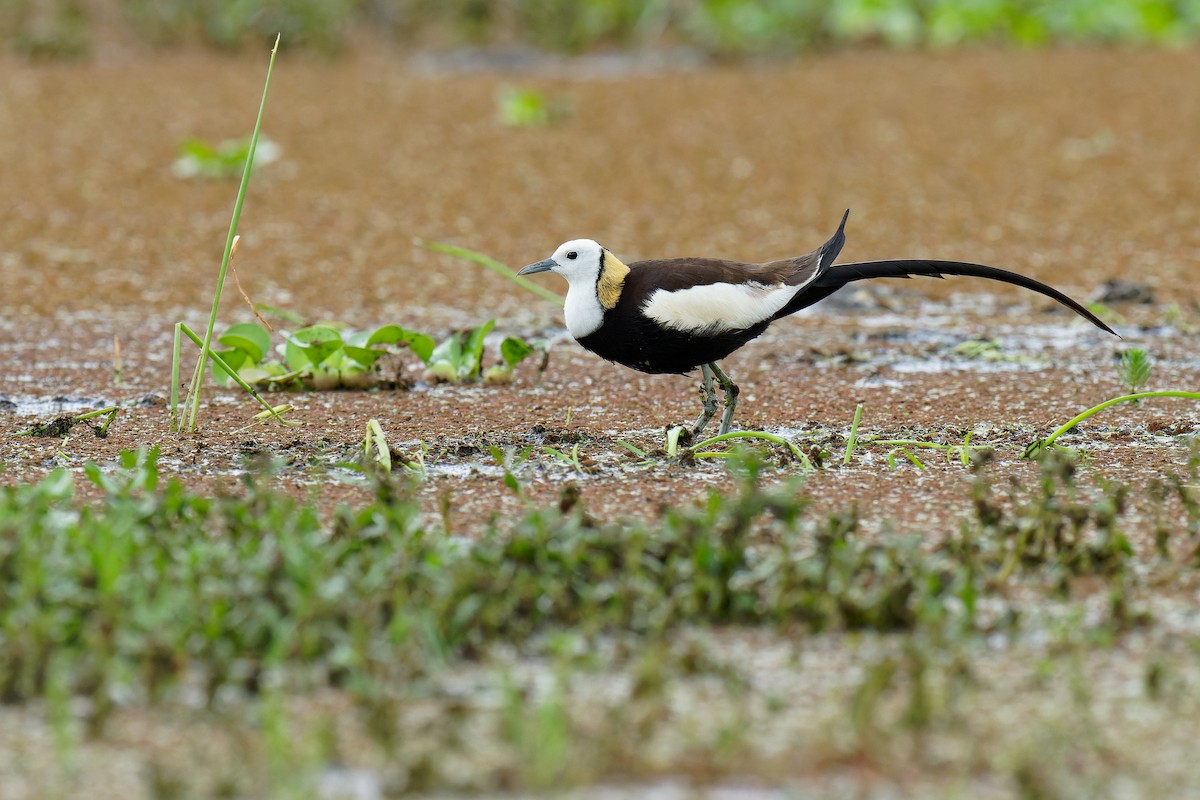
[209,318,542,390]
[2,446,1195,728]
[7,0,1200,57]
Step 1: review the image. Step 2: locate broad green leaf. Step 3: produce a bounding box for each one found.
[367,324,436,364]
[239,366,272,386]
[406,334,436,364]
[285,325,343,369]
[344,330,372,348]
[365,324,408,346]
[461,320,495,379]
[211,349,250,386]
[218,322,272,364]
[428,333,464,373]
[343,345,386,368]
[500,336,534,369]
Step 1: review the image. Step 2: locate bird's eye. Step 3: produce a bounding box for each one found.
[566,251,578,260]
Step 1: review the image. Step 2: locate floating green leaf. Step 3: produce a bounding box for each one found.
[501,336,534,368]
[367,324,436,364]
[217,321,272,364]
[284,325,344,369]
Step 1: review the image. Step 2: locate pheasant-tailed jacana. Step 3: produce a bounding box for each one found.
[518,211,1116,436]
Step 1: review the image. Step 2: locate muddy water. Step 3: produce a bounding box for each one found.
[1,48,1198,321]
[0,46,1198,531]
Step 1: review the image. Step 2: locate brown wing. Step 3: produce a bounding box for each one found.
[624,209,849,296]
[626,253,820,295]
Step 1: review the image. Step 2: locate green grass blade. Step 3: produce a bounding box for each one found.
[616,440,647,459]
[419,240,566,306]
[185,34,280,432]
[693,430,815,471]
[843,403,863,466]
[178,324,296,426]
[169,323,182,432]
[1025,389,1200,458]
[891,447,924,469]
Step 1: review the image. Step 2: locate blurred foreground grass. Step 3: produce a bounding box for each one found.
[2,446,1200,794]
[6,0,1200,58]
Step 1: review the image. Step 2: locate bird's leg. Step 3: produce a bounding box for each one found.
[709,361,740,435]
[692,363,719,437]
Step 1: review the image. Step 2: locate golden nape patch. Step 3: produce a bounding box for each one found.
[597,251,630,310]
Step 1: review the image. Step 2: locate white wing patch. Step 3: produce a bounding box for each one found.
[642,281,801,335]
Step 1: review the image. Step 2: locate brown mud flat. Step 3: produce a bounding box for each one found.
[1,46,1198,518]
[1,47,1200,797]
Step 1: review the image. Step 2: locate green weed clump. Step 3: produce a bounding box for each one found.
[0,443,1175,736]
[0,448,940,727]
[9,0,1200,57]
[210,318,541,390]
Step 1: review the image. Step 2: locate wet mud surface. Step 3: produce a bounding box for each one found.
[1,46,1200,797]
[2,48,1198,506]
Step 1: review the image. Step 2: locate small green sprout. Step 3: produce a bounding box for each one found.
[490,445,534,501]
[172,135,281,179]
[843,403,863,465]
[952,338,1003,360]
[362,419,392,475]
[496,85,565,128]
[544,443,587,474]
[1117,348,1152,394]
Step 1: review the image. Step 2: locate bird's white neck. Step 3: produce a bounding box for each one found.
[563,284,605,339]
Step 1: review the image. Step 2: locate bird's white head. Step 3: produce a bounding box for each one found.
[518,238,631,338]
[518,239,605,286]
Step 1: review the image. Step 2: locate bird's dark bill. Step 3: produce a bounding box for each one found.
[517,258,555,276]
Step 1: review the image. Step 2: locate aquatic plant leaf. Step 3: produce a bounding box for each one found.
[367,324,436,364]
[211,349,251,386]
[461,320,495,379]
[500,336,534,369]
[427,333,465,382]
[284,325,343,369]
[341,346,384,368]
[217,322,272,364]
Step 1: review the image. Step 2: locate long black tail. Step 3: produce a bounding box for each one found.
[779,258,1117,335]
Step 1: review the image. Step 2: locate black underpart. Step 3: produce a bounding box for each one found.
[774,258,1118,336]
[577,315,771,376]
